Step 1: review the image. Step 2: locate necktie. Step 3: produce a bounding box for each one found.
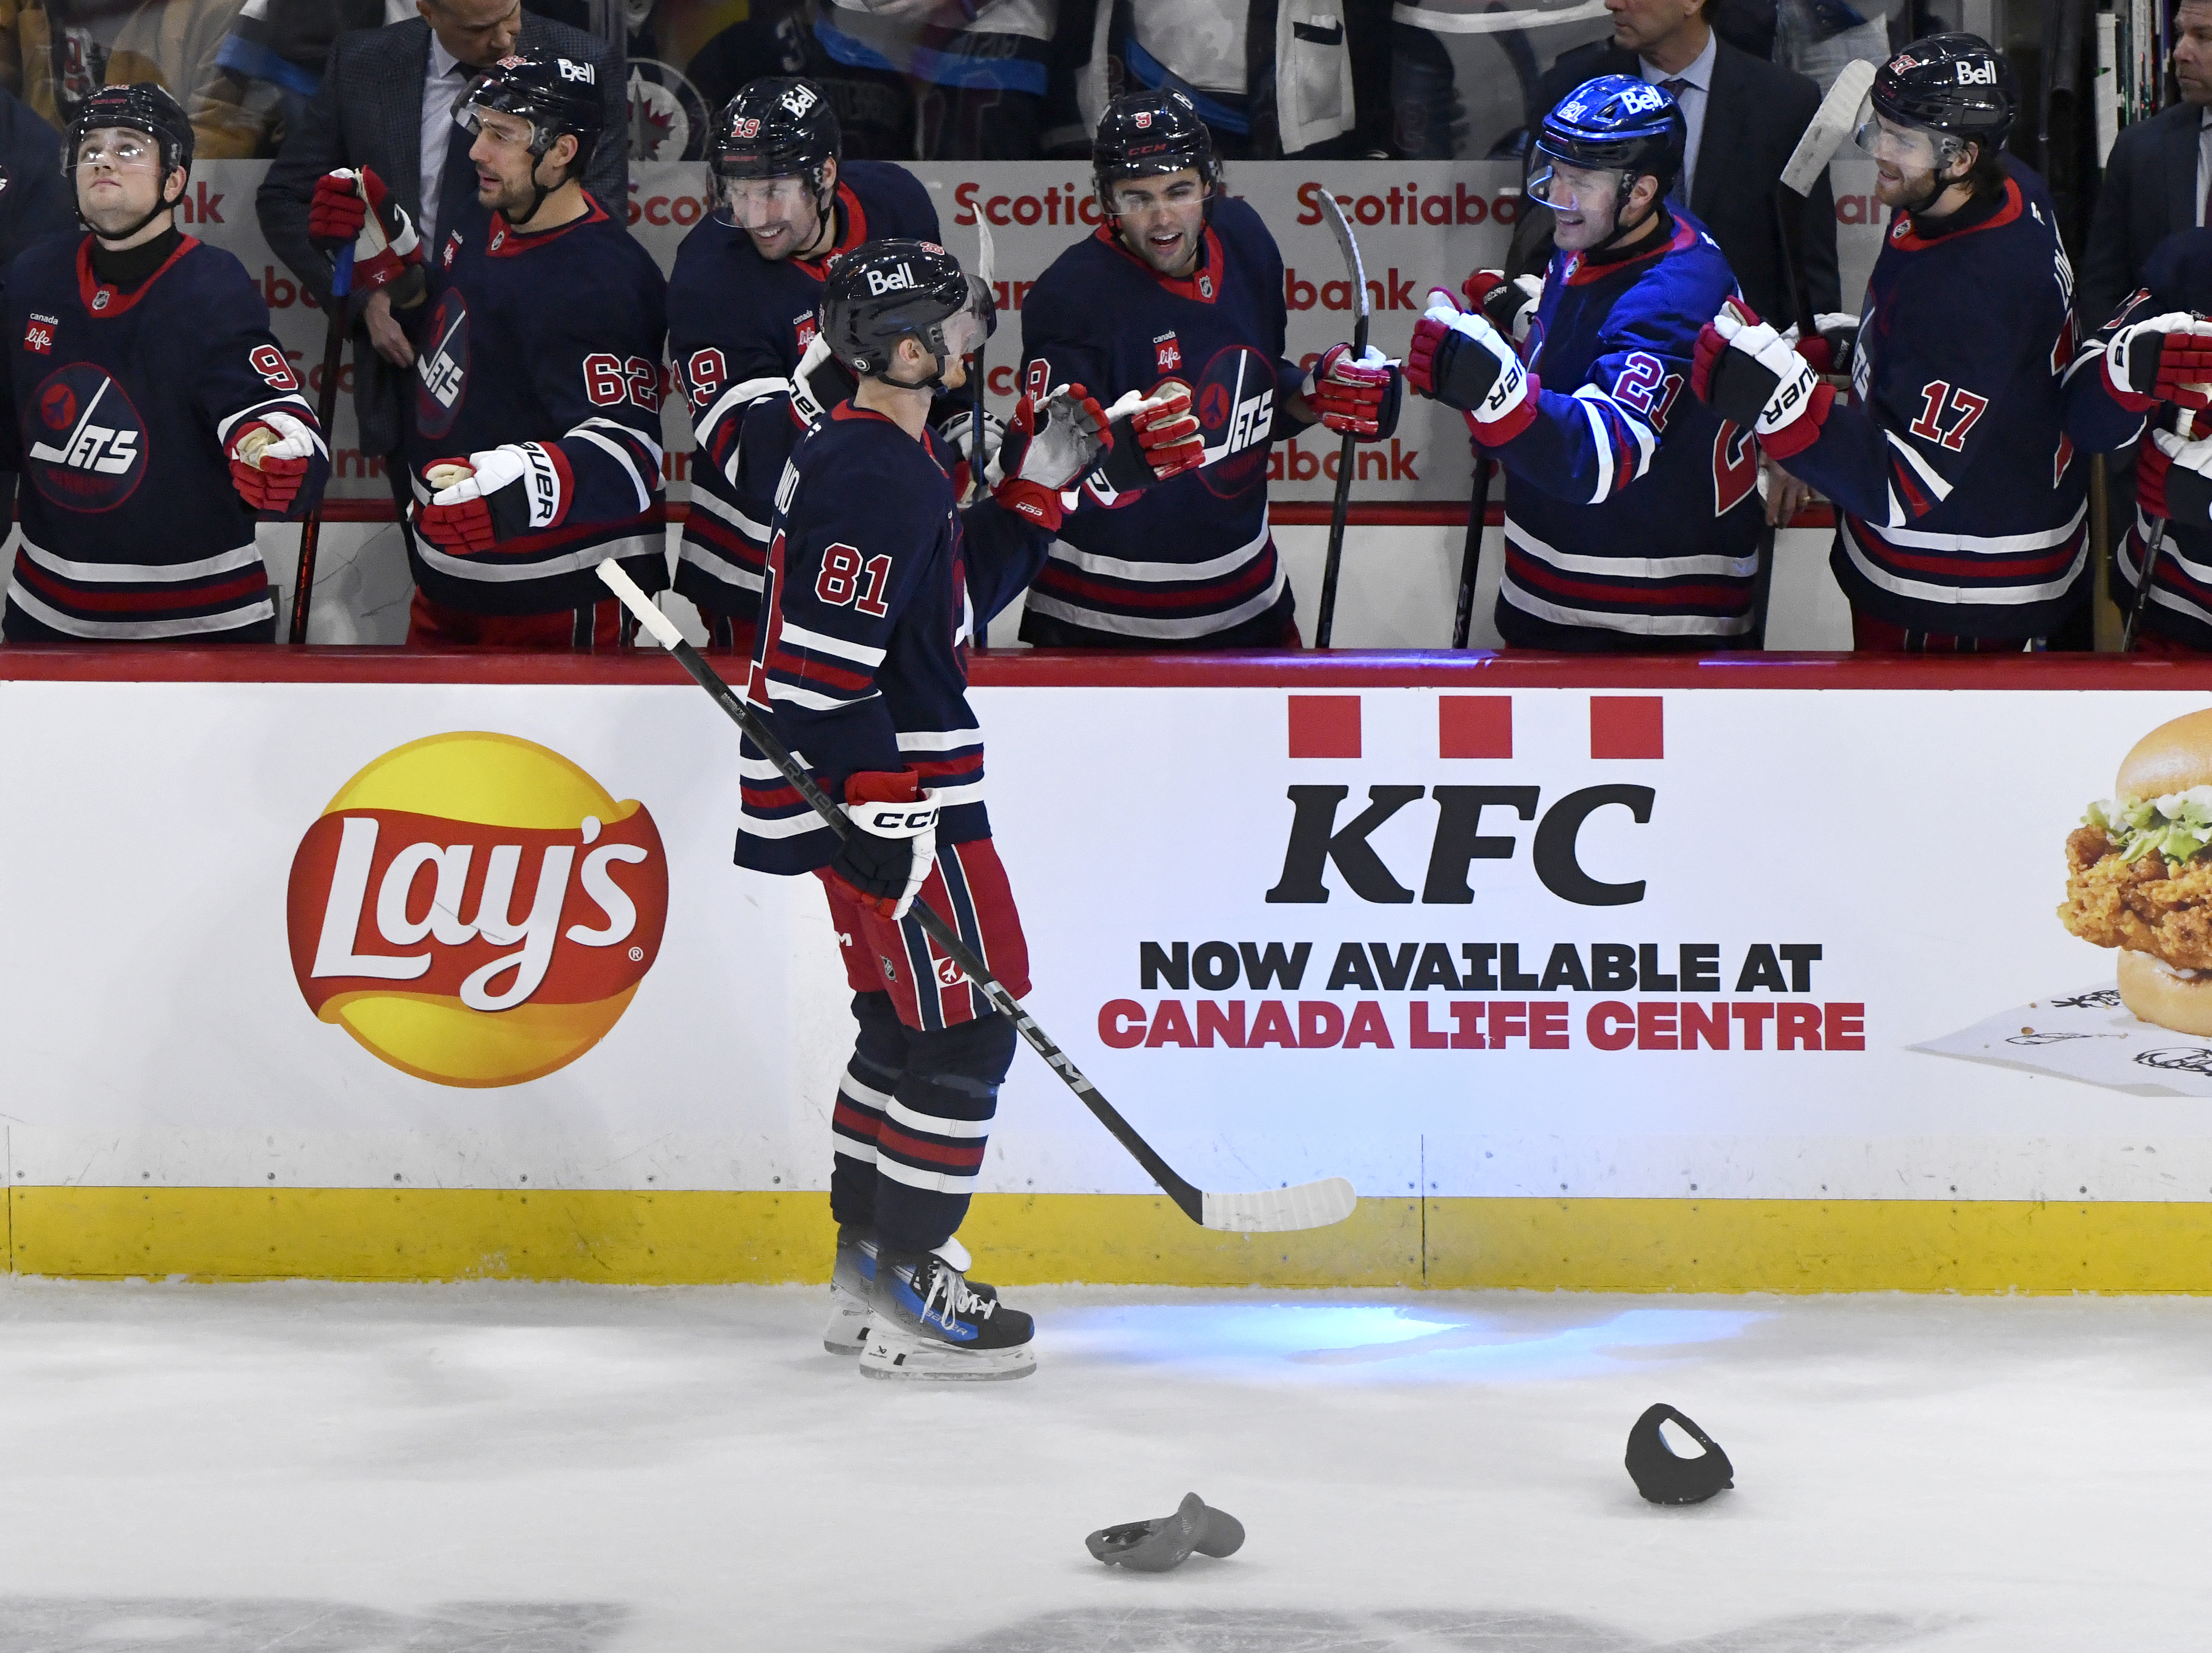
[1663,77,1690,206]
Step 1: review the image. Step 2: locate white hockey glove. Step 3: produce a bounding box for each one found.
[227,408,321,515]
[417,444,568,554]
[830,770,939,921]
[789,333,857,428]
[2105,311,2212,413]
[935,405,1008,478]
[2150,426,2212,529]
[1463,269,1543,343]
[989,381,1111,531]
[1405,289,1536,443]
[1692,300,1830,459]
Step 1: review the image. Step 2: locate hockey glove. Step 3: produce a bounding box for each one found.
[416,445,570,554]
[1789,311,1861,378]
[1406,289,1537,444]
[2104,312,2212,414]
[2151,426,2212,529]
[990,381,1110,532]
[829,770,940,921]
[1087,380,1206,496]
[1691,299,1831,459]
[1302,343,1402,440]
[788,333,858,428]
[934,405,1008,484]
[310,168,423,299]
[1463,269,1543,344]
[227,410,319,516]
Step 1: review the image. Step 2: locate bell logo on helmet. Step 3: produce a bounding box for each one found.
[1956,58,1995,84]
[780,84,817,117]
[557,57,594,83]
[865,263,917,296]
[1619,82,1667,113]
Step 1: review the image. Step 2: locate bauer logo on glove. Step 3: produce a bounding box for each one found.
[1691,298,1832,459]
[416,444,569,554]
[1405,288,1536,444]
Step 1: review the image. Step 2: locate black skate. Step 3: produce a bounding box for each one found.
[858,1245,1035,1381]
[824,1227,999,1356]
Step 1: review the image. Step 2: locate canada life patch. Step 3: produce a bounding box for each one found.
[1153,331,1181,373]
[794,310,818,352]
[23,312,55,354]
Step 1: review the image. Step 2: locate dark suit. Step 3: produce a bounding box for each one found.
[1523,37,1840,327]
[2081,99,2207,330]
[255,14,627,457]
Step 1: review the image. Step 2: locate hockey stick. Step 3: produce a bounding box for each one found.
[1312,191,1369,650]
[1775,59,1873,340]
[2125,404,2198,650]
[1450,451,1494,649]
[969,219,994,507]
[595,559,1359,1235]
[289,244,352,645]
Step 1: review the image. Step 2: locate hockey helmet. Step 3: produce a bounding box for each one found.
[1624,1404,1735,1505]
[1092,88,1219,219]
[455,52,604,180]
[709,77,841,224]
[1531,75,1686,205]
[818,239,994,391]
[1869,33,2016,145]
[64,82,193,186]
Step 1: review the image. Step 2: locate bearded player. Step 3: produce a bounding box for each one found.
[309,53,668,648]
[740,240,1122,1380]
[0,84,329,642]
[1014,88,1400,648]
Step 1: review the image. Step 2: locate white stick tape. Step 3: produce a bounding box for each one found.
[595,559,685,650]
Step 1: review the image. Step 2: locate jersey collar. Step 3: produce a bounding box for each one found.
[487,193,610,257]
[76,232,199,316]
[1886,175,2022,252]
[1562,213,1694,287]
[1095,222,1225,303]
[792,183,868,282]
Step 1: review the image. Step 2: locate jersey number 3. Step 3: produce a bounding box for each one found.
[815,542,892,619]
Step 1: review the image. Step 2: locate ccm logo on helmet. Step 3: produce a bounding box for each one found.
[865,263,917,296]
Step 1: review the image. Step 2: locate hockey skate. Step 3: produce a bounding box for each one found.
[824,1227,999,1356]
[858,1245,1035,1381]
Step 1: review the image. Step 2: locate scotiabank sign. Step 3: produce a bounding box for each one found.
[284,732,667,1088]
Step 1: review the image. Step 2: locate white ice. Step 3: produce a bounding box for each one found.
[0,1281,2204,1651]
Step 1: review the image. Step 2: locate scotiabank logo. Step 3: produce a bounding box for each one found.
[284,733,667,1088]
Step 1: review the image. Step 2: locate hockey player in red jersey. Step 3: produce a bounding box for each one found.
[1692,35,2088,652]
[1014,89,1401,648]
[0,84,330,642]
[309,53,667,650]
[743,240,1115,1379]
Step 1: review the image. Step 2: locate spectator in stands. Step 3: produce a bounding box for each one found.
[0,0,242,132]
[811,0,1054,159]
[191,0,384,159]
[255,0,623,540]
[2080,0,2212,331]
[686,0,915,158]
[0,82,80,263]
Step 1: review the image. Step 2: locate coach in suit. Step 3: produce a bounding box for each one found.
[2081,1,2212,329]
[255,0,625,504]
[1522,0,1840,327]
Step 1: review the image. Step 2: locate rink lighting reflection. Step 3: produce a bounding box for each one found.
[1054,1304,1762,1383]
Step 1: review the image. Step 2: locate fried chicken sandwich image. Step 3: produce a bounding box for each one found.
[2061,709,2212,1033]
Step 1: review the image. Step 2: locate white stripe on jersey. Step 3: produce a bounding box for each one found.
[1861,502,2087,556]
[580,415,664,469]
[739,809,832,840]
[572,425,653,511]
[694,376,787,449]
[1838,513,2086,607]
[1497,576,1755,636]
[216,393,321,447]
[1573,384,1655,483]
[1577,396,1615,504]
[1024,558,1289,639]
[687,487,767,540]
[769,680,883,713]
[413,532,661,583]
[676,540,766,592]
[896,726,983,753]
[779,620,887,667]
[6,578,273,639]
[1883,431,1955,523]
[1504,515,1759,582]
[18,535,264,584]
[885,1098,990,1138]
[1045,520,1270,584]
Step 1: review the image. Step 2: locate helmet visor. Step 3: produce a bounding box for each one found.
[454,90,549,154]
[66,126,162,177]
[1854,113,1961,174]
[936,298,989,363]
[711,169,819,229]
[1527,152,1626,215]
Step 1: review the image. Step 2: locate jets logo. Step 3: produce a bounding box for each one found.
[1190,345,1275,500]
[413,291,470,438]
[25,362,145,511]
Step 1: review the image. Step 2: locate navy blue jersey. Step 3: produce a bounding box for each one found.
[1782,161,2086,640]
[735,402,1051,875]
[402,193,668,616]
[1496,208,1762,646]
[667,163,939,620]
[2065,229,2212,648]
[0,233,330,641]
[1016,195,1306,643]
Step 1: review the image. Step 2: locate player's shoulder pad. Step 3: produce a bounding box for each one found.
[845,160,940,240]
[1207,193,1277,261]
[5,225,84,289]
[169,239,275,326]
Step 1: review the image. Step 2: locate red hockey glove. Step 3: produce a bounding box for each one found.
[227,411,319,515]
[829,771,939,921]
[310,168,423,297]
[1406,288,1537,445]
[1087,379,1205,496]
[1691,298,1831,460]
[2104,311,2212,414]
[1463,269,1542,343]
[2148,425,2212,529]
[990,381,1110,532]
[416,445,570,554]
[1301,342,1402,439]
[1789,312,1860,377]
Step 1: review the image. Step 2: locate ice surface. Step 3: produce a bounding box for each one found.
[0,1280,2204,1651]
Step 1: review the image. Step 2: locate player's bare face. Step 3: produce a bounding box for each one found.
[73,128,175,240]
[470,109,558,217]
[722,173,827,261]
[2177,4,2212,104]
[1111,171,1208,278]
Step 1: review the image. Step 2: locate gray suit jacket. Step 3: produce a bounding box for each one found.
[2080,100,2205,331]
[256,14,628,456]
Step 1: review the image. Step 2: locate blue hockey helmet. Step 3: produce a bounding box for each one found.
[1533,75,1686,200]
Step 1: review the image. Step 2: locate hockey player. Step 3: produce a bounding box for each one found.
[0,83,330,643]
[1691,35,2089,652]
[667,77,943,651]
[1014,88,1400,648]
[1403,77,1761,650]
[310,53,667,648]
[2063,234,2212,651]
[741,239,1114,1380]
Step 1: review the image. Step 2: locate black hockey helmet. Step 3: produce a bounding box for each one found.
[64,82,193,185]
[1092,88,1219,219]
[1534,74,1685,199]
[709,77,841,223]
[818,239,994,392]
[1624,1404,1734,1506]
[455,52,604,181]
[1870,33,2016,146]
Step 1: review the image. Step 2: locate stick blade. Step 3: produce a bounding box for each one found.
[1781,57,1874,196]
[1317,191,1369,320]
[1201,1177,1358,1233]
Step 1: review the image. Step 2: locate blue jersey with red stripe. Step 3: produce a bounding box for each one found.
[1781,161,2086,640]
[1016,195,1306,644]
[0,232,330,641]
[1494,207,1762,647]
[401,192,669,616]
[736,401,1052,874]
[666,163,939,621]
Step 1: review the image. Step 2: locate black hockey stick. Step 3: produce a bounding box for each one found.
[595,559,1358,1234]
[1450,451,1494,649]
[2127,401,2203,651]
[289,244,352,645]
[1312,191,1369,650]
[969,219,994,507]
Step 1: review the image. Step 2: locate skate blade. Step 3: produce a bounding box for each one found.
[856,1329,1036,1382]
[823,1284,871,1355]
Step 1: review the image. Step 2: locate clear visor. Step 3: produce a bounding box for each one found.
[67,127,161,175]
[711,170,818,228]
[1526,153,1627,215]
[936,296,990,362]
[1853,114,1963,174]
[455,93,546,153]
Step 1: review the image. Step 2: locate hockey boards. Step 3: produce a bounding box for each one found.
[596,559,1358,1235]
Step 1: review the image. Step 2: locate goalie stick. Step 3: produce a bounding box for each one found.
[596,559,1358,1235]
